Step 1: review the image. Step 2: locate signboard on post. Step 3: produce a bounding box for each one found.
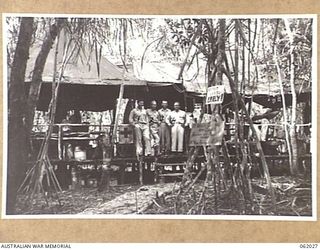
[189,123,211,146]
[189,116,225,146]
[206,85,225,104]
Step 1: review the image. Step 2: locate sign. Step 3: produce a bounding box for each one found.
[189,116,225,146]
[206,85,225,104]
[189,123,212,146]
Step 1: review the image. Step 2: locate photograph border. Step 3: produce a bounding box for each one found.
[1,13,318,221]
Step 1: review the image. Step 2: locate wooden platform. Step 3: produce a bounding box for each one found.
[26,153,312,189]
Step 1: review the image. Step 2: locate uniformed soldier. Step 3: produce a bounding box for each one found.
[158,100,171,154]
[166,102,186,153]
[147,100,161,156]
[129,100,151,157]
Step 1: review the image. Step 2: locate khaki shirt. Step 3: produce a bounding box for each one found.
[166,110,186,126]
[158,108,171,123]
[147,109,160,126]
[129,108,149,125]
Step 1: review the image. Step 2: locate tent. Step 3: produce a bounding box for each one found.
[24,31,193,119]
[25,29,311,118]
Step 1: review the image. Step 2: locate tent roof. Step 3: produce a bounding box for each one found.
[25,30,146,86]
[131,60,312,97]
[133,61,181,85]
[132,61,211,93]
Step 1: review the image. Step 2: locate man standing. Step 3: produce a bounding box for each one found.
[158,100,171,154]
[147,100,161,156]
[129,100,151,157]
[166,102,186,153]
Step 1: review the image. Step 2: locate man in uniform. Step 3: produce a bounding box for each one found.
[166,102,186,153]
[129,100,151,157]
[147,100,161,156]
[158,100,171,154]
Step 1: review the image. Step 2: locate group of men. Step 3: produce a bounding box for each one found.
[128,100,187,157]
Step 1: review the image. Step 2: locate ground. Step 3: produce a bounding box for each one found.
[15,176,312,216]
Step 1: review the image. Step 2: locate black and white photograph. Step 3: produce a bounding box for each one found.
[3,14,317,219]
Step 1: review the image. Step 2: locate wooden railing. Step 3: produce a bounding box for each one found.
[32,124,115,160]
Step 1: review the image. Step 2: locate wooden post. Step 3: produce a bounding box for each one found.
[139,159,143,185]
[154,163,159,183]
[120,163,125,185]
[71,165,79,190]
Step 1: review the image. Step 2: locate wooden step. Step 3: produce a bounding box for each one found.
[155,162,186,167]
[158,173,185,177]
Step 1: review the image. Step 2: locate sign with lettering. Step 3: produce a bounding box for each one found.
[189,116,225,146]
[206,85,225,104]
[189,123,211,146]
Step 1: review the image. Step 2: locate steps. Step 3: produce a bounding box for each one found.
[154,161,187,183]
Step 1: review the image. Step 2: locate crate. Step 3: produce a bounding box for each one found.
[118,124,134,144]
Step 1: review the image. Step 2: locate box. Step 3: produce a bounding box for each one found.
[118,124,134,144]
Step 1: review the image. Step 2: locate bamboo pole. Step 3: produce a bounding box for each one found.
[274,49,294,175]
[284,19,298,175]
[223,68,276,206]
[19,30,76,198]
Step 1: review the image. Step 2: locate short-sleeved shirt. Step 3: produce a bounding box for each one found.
[129,108,149,125]
[147,109,160,126]
[166,110,186,126]
[158,108,171,123]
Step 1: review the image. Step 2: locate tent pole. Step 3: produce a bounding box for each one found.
[112,81,125,147]
[183,91,187,111]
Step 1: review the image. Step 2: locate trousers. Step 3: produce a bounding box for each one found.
[150,124,160,155]
[159,122,170,152]
[134,124,151,156]
[150,124,160,146]
[171,124,184,152]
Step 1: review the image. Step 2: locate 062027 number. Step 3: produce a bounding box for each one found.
[300,244,318,248]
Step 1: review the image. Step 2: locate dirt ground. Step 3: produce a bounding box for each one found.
[16,185,141,215]
[15,176,312,216]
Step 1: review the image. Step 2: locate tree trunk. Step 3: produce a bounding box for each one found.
[232,20,241,165]
[284,19,299,175]
[7,17,34,214]
[216,19,225,87]
[26,18,64,137]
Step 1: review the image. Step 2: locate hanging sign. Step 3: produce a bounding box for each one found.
[206,85,225,104]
